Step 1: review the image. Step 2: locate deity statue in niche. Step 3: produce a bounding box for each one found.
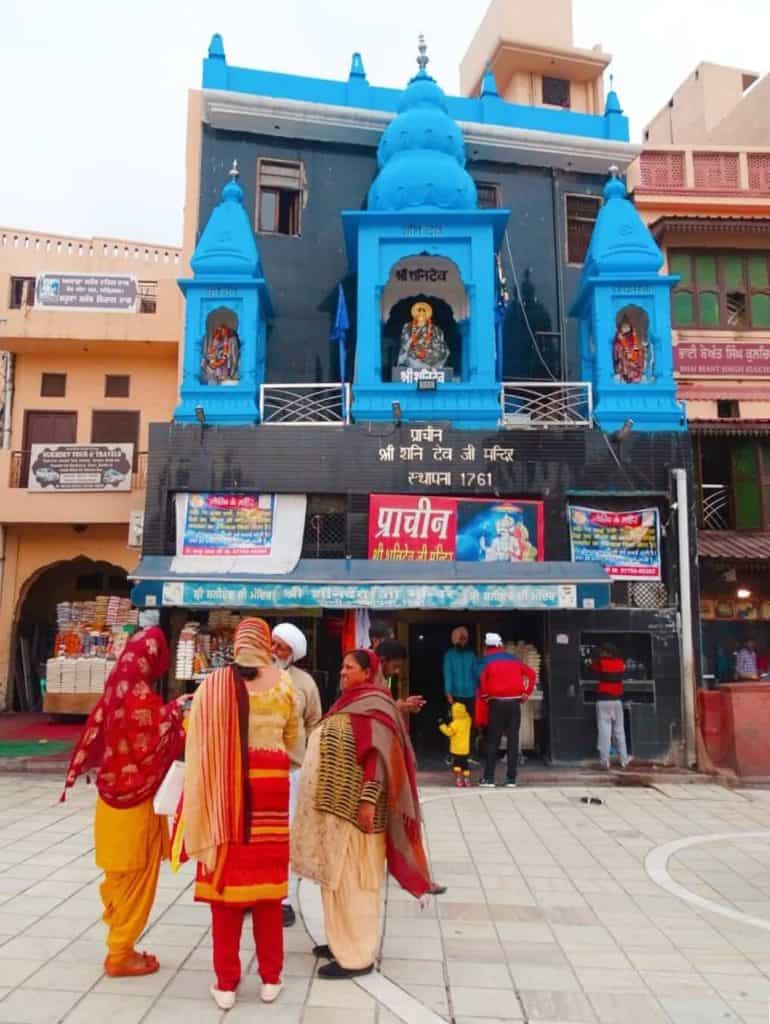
[396,301,450,370]
[201,321,240,384]
[612,314,648,383]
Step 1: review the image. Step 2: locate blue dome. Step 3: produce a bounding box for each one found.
[368,64,477,213]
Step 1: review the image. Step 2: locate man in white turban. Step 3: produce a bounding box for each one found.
[272,622,323,928]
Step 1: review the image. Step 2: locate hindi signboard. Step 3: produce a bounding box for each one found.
[568,506,661,580]
[28,444,134,492]
[369,495,544,562]
[35,274,138,312]
[180,494,275,557]
[674,340,770,377]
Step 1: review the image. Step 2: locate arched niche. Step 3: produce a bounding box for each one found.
[613,304,653,384]
[380,256,468,382]
[201,307,241,385]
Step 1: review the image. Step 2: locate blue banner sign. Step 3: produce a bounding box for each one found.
[143,579,609,611]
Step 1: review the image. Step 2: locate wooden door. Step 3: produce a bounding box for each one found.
[21,411,77,484]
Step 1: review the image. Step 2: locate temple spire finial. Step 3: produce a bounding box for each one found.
[229,159,239,180]
[416,34,429,74]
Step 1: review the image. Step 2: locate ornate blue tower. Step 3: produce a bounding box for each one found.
[571,167,684,433]
[343,38,509,429]
[175,162,273,425]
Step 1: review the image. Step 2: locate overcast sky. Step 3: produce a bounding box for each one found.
[1,0,768,246]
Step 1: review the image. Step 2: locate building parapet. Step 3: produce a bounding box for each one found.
[629,147,770,196]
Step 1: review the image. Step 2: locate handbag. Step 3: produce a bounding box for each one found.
[153,760,185,816]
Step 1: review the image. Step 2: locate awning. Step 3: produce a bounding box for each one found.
[130,557,611,611]
[689,419,770,437]
[698,531,770,561]
[650,216,770,240]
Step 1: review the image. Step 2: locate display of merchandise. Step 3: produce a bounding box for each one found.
[505,641,542,685]
[175,612,244,681]
[47,597,140,703]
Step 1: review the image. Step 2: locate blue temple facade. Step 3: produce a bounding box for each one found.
[135,30,698,767]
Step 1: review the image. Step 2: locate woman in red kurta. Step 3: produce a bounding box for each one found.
[182,618,297,1010]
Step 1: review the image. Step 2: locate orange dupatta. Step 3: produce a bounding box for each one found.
[181,665,250,873]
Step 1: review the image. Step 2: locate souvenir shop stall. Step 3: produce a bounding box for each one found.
[43,596,138,714]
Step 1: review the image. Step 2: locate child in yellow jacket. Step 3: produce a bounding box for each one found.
[439,701,472,787]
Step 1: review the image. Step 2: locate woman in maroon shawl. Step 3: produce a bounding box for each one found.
[62,626,186,977]
[291,648,430,979]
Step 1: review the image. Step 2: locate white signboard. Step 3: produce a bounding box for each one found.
[28,444,134,492]
[35,274,138,312]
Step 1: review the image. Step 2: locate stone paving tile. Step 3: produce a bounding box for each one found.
[7,780,770,1022]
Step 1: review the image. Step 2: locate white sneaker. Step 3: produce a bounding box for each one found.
[599,760,610,770]
[620,757,633,769]
[260,982,283,1003]
[210,986,236,1010]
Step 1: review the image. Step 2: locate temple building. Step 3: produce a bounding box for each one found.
[133,1,697,767]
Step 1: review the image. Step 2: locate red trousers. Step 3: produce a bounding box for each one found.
[210,900,283,989]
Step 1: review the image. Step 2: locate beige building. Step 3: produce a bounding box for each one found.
[645,63,770,147]
[628,64,770,682]
[460,0,611,114]
[0,228,182,710]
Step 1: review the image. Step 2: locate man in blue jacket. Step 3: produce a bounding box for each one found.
[443,626,478,705]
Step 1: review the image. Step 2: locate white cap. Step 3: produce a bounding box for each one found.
[139,609,160,628]
[485,632,504,647]
[272,622,307,663]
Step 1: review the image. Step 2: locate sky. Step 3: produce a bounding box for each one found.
[1,0,768,246]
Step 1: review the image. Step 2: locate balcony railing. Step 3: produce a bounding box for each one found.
[260,384,350,425]
[633,148,770,194]
[500,382,593,428]
[701,483,729,530]
[9,451,148,490]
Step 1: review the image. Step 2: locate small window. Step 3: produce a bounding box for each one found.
[137,280,157,314]
[542,76,571,109]
[476,182,501,209]
[717,400,740,419]
[566,194,601,265]
[9,277,35,309]
[40,373,66,398]
[91,410,140,470]
[105,375,130,398]
[257,159,304,236]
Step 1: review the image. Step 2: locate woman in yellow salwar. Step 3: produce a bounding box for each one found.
[292,648,431,979]
[182,618,298,1011]
[62,626,185,977]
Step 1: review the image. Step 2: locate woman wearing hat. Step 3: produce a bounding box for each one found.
[182,618,298,1010]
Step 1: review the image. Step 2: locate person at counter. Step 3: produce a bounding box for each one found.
[592,643,632,770]
[736,639,760,681]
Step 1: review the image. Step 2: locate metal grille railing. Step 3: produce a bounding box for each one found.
[302,511,347,559]
[701,483,729,530]
[260,384,350,425]
[9,451,148,489]
[500,382,592,427]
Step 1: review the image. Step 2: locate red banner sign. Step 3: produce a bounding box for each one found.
[674,341,770,377]
[368,495,544,562]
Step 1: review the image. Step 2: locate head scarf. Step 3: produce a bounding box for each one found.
[233,617,272,668]
[61,627,184,808]
[451,626,469,646]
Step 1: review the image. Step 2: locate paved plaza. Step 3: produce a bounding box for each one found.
[1,778,770,1023]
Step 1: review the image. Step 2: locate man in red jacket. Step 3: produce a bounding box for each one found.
[593,643,631,769]
[477,633,536,788]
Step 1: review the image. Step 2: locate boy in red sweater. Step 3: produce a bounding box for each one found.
[477,633,536,788]
[592,643,632,769]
